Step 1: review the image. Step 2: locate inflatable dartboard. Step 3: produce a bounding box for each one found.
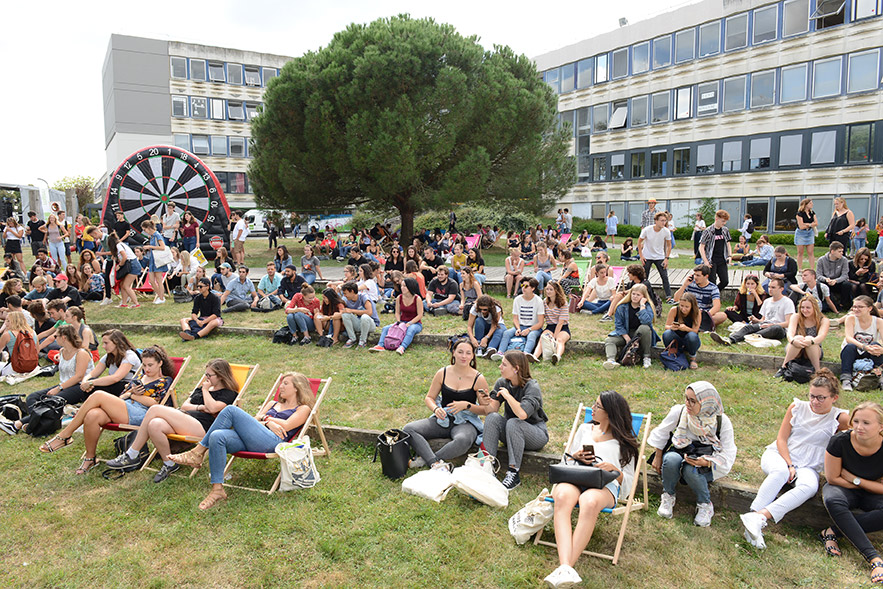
[102,145,231,257]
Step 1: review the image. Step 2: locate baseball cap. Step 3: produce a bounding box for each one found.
[55,274,68,281]
[220,262,232,269]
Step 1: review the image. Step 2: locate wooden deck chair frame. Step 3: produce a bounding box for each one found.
[533,403,652,565]
[141,363,259,476]
[221,375,332,494]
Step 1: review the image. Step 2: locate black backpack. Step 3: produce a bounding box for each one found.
[746,219,755,234]
[25,396,67,437]
[272,326,293,345]
[101,432,151,480]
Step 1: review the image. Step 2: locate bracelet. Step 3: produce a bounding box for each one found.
[787,464,795,469]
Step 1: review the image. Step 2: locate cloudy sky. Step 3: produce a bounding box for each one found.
[0,0,693,188]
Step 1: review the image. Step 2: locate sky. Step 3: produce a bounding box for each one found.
[0,0,695,188]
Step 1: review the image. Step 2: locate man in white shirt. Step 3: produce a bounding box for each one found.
[790,268,836,312]
[711,278,794,345]
[161,202,181,247]
[230,211,249,265]
[638,211,672,299]
[491,278,544,359]
[563,208,573,233]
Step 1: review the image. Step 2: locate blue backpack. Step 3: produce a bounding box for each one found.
[506,336,526,352]
[660,340,690,371]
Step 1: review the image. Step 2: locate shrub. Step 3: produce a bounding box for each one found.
[413,207,540,234]
[571,218,641,239]
[673,227,693,241]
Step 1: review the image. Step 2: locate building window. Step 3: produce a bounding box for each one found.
[577,136,590,182]
[190,60,206,82]
[847,50,880,93]
[651,91,670,123]
[774,198,801,231]
[211,136,227,156]
[631,95,649,127]
[612,49,628,79]
[208,62,225,83]
[592,156,607,181]
[650,150,668,177]
[190,97,207,119]
[631,152,646,178]
[228,101,245,121]
[592,104,608,133]
[211,98,225,120]
[750,138,772,169]
[750,70,776,108]
[812,57,842,98]
[632,42,650,74]
[697,82,719,116]
[753,5,779,44]
[675,86,692,120]
[783,0,810,36]
[812,0,846,29]
[779,134,804,166]
[746,200,769,231]
[246,103,260,121]
[171,96,187,118]
[653,35,671,69]
[810,130,837,164]
[854,0,880,19]
[722,140,743,171]
[780,63,808,103]
[609,100,628,129]
[560,63,575,92]
[847,124,872,163]
[673,148,691,175]
[173,134,190,151]
[244,66,261,86]
[170,57,187,79]
[697,144,716,173]
[723,75,747,112]
[595,54,608,84]
[544,69,559,93]
[675,29,694,63]
[577,107,590,132]
[262,68,277,85]
[229,172,248,194]
[725,13,749,51]
[577,58,593,89]
[191,135,210,155]
[698,21,720,57]
[228,63,243,85]
[230,137,247,158]
[610,154,625,179]
[214,171,228,193]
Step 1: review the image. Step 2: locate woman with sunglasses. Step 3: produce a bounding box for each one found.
[648,381,736,528]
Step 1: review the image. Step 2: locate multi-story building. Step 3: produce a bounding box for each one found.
[100,34,292,208]
[534,0,882,235]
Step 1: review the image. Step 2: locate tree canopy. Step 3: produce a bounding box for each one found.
[249,15,574,241]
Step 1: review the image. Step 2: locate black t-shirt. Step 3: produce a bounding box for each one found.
[191,292,221,318]
[34,318,54,336]
[384,258,404,272]
[185,387,238,432]
[27,220,46,242]
[46,286,82,307]
[626,303,640,332]
[711,227,728,262]
[421,256,443,285]
[797,211,816,226]
[279,275,306,299]
[347,254,366,268]
[428,277,459,302]
[113,220,131,240]
[827,431,883,481]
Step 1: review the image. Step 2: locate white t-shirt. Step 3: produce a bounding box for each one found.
[233,219,249,242]
[587,277,614,301]
[512,295,544,329]
[639,226,671,260]
[162,212,180,240]
[117,242,136,262]
[760,295,795,324]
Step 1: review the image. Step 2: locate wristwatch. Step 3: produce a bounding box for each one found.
[853,477,862,486]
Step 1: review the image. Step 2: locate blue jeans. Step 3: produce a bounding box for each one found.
[740,258,768,267]
[300,273,316,285]
[582,299,611,314]
[474,273,486,285]
[162,236,176,247]
[854,238,867,252]
[448,269,461,284]
[48,241,67,270]
[182,237,197,253]
[662,330,701,357]
[287,312,315,334]
[662,451,713,504]
[474,316,505,350]
[199,405,284,484]
[535,271,552,292]
[378,322,423,350]
[498,327,541,354]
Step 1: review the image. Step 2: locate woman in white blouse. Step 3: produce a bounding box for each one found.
[577,264,614,315]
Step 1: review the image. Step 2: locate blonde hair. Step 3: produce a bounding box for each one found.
[851,402,883,428]
[281,372,316,409]
[795,296,824,336]
[798,198,813,213]
[613,283,655,316]
[834,197,849,210]
[5,311,33,336]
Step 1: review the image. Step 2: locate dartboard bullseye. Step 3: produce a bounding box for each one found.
[102,145,232,256]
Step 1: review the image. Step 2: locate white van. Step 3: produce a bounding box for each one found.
[244,209,282,235]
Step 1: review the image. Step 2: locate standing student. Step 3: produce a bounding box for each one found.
[25,211,46,257]
[640,198,657,228]
[179,209,200,253]
[826,197,855,254]
[638,211,672,301]
[605,209,618,245]
[140,220,169,304]
[4,217,24,267]
[795,198,818,271]
[161,202,180,247]
[699,209,732,292]
[230,211,249,265]
[691,213,706,260]
[108,233,141,308]
[45,214,69,271]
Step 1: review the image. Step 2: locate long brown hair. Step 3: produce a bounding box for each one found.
[795,295,824,336]
[474,295,499,326]
[280,372,316,409]
[101,329,136,367]
[205,359,239,392]
[449,338,477,369]
[597,390,639,468]
[141,345,175,377]
[544,281,567,308]
[675,293,701,327]
[503,350,531,386]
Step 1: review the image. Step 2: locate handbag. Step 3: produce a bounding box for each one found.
[506,336,526,352]
[372,429,411,480]
[277,436,321,490]
[25,395,66,437]
[782,360,814,384]
[383,322,408,350]
[568,294,581,315]
[508,489,555,544]
[401,468,454,502]
[549,457,620,489]
[152,243,174,267]
[660,340,690,371]
[450,452,508,508]
[617,337,642,366]
[101,431,151,479]
[0,394,27,422]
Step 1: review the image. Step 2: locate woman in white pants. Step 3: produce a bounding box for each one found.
[740,368,848,549]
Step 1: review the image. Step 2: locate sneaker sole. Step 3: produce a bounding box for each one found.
[657,510,673,519]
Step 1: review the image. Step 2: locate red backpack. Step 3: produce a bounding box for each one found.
[11,331,39,374]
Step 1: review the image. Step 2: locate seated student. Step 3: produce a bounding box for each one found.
[730,235,751,262]
[849,247,878,300]
[132,246,150,288]
[356,263,382,305]
[179,277,223,341]
[384,246,405,274]
[458,268,482,319]
[577,264,614,315]
[520,233,537,262]
[649,381,737,527]
[45,273,82,307]
[0,311,38,377]
[712,278,794,346]
[1,325,94,436]
[37,346,175,472]
[105,359,241,483]
[600,264,662,322]
[39,305,97,357]
[530,281,570,365]
[186,266,207,296]
[273,245,293,273]
[405,259,427,299]
[78,263,105,302]
[739,235,774,267]
[504,247,525,299]
[1,296,33,331]
[211,261,234,293]
[340,281,378,348]
[0,279,25,326]
[839,295,883,391]
[278,264,306,305]
[620,237,639,261]
[544,390,639,587]
[603,284,658,370]
[492,278,545,360]
[590,234,607,253]
[818,402,883,584]
[763,246,799,294]
[256,262,282,308]
[28,300,53,338]
[673,265,727,331]
[466,247,487,285]
[285,284,322,345]
[584,251,610,284]
[419,246,443,287]
[31,248,58,278]
[740,370,848,549]
[347,246,368,270]
[817,241,852,310]
[22,276,51,309]
[2,252,27,283]
[371,278,424,355]
[664,293,702,370]
[447,242,467,284]
[402,339,491,470]
[791,268,837,312]
[299,244,324,285]
[776,295,830,376]
[557,250,581,297]
[476,350,548,491]
[725,274,766,324]
[533,242,556,292]
[315,287,345,345]
[220,266,258,312]
[36,300,68,353]
[424,266,460,316]
[467,294,505,359]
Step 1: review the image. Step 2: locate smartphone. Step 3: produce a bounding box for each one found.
[583,444,594,455]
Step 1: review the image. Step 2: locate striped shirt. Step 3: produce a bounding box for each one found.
[544,302,569,326]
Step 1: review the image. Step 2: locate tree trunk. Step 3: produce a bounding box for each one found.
[397,202,415,245]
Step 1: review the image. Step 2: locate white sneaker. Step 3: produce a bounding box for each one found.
[694,502,714,527]
[743,529,767,549]
[657,492,675,519]
[408,456,426,469]
[430,460,453,473]
[100,298,113,306]
[475,347,485,358]
[603,359,619,370]
[643,357,652,369]
[543,566,566,588]
[556,565,582,588]
[740,512,767,542]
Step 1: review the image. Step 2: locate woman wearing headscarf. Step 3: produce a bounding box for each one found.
[647,381,737,527]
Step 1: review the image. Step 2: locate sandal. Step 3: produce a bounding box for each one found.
[75,456,98,475]
[198,488,228,510]
[168,448,205,468]
[819,528,841,557]
[689,360,699,370]
[39,435,72,453]
[871,560,883,584]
